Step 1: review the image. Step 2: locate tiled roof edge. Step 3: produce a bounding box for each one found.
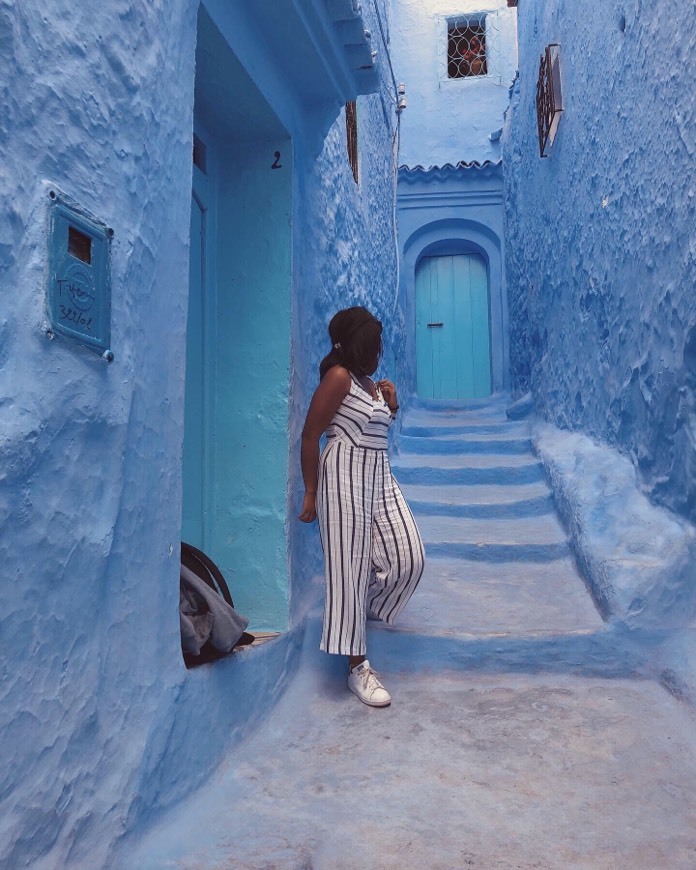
[398,160,503,180]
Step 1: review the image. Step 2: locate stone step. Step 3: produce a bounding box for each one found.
[406,493,553,519]
[399,434,533,455]
[409,394,511,414]
[402,422,529,437]
[419,512,567,543]
[393,453,545,485]
[400,482,552,507]
[396,558,603,636]
[299,611,630,678]
[418,513,570,562]
[402,481,554,518]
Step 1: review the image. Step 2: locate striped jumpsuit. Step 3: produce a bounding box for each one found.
[317,374,425,656]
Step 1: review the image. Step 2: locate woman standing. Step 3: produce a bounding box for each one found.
[299,307,425,707]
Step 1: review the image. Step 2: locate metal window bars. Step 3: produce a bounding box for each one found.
[448,15,488,78]
[536,44,563,157]
[443,13,503,83]
[345,100,359,184]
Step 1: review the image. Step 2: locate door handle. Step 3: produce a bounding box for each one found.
[427,322,444,328]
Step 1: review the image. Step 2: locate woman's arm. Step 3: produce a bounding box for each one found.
[298,366,351,522]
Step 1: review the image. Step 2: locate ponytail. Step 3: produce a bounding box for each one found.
[319,343,344,380]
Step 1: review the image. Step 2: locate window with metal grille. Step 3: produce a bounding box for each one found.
[345,100,359,184]
[447,16,488,79]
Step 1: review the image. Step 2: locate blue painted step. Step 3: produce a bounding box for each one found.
[400,435,532,455]
[407,494,553,519]
[424,541,571,562]
[394,463,545,485]
[402,423,529,437]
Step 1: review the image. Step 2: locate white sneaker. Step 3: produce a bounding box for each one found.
[348,660,391,707]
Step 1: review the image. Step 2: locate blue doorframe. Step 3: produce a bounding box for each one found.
[181,7,293,632]
[182,151,214,550]
[415,253,492,399]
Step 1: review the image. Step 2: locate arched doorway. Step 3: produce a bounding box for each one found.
[415,252,492,399]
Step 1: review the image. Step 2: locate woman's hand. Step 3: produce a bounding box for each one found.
[298,491,317,523]
[377,379,398,411]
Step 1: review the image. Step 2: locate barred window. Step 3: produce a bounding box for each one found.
[447,16,488,79]
[345,100,359,184]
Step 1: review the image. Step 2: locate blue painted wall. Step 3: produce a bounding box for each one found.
[391,1,517,402]
[0,0,401,865]
[289,77,405,623]
[391,0,517,166]
[503,0,696,526]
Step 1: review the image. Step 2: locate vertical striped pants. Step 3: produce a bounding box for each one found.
[317,439,425,656]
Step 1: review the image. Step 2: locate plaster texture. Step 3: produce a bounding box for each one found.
[0,2,198,866]
[534,422,696,628]
[288,38,406,619]
[129,401,696,870]
[391,0,518,167]
[503,0,696,531]
[0,0,403,865]
[392,0,518,403]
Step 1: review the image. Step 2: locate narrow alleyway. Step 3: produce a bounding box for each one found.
[131,400,696,870]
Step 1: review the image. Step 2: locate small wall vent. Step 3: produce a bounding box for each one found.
[46,191,113,360]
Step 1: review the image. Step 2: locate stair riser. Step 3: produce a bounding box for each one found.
[302,615,637,678]
[424,542,570,562]
[364,626,638,678]
[400,436,532,455]
[408,496,554,519]
[394,465,545,485]
[409,397,509,413]
[403,425,522,437]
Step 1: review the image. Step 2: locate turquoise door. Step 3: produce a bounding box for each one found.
[182,164,210,548]
[415,254,491,399]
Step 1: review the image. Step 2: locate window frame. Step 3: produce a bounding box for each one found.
[446,14,489,80]
[345,99,359,185]
[438,11,504,86]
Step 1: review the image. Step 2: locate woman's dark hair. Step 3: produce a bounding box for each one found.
[319,306,383,380]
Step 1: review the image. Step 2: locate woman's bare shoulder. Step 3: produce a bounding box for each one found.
[322,365,352,390]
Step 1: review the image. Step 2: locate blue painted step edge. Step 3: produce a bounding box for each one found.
[393,465,545,485]
[400,436,532,455]
[408,495,553,519]
[403,424,525,437]
[424,541,571,562]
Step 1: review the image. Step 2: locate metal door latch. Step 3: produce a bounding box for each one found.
[427,322,444,328]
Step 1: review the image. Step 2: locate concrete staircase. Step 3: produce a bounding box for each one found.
[376,397,604,655]
[129,398,696,870]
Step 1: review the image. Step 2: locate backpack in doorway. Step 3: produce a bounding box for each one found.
[179,542,254,668]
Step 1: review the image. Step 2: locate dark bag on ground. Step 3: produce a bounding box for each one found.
[179,542,254,667]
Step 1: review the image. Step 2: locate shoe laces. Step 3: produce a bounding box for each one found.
[357,664,383,692]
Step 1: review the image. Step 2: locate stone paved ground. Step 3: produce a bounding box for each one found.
[130,399,696,869]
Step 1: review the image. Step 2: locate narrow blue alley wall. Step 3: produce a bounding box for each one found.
[0,2,197,866]
[289,52,403,621]
[392,0,517,166]
[391,1,518,402]
[503,0,696,525]
[0,1,402,867]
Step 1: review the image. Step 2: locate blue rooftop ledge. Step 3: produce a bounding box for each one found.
[203,0,382,149]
